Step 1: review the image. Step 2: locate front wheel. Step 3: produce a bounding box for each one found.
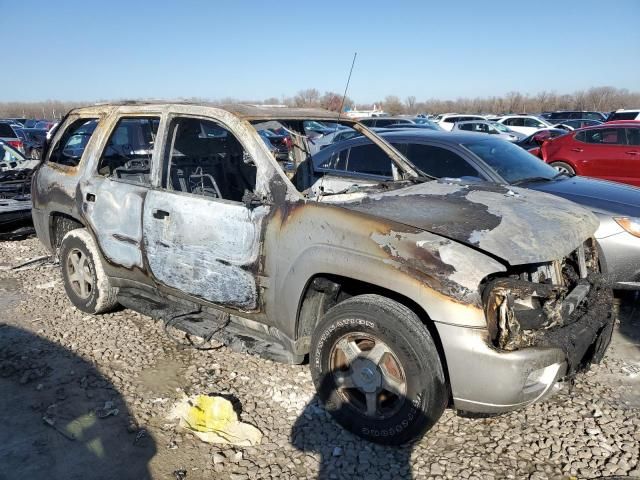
[550,161,576,175]
[310,294,447,445]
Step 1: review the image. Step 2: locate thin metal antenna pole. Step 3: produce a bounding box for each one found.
[334,52,357,134]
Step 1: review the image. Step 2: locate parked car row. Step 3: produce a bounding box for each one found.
[0,117,58,159]
[539,122,640,186]
[0,141,37,236]
[346,113,640,188]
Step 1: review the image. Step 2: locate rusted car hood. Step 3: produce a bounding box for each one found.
[341,181,599,265]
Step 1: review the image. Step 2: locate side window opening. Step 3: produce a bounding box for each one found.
[575,131,587,143]
[48,118,98,167]
[345,144,393,177]
[97,117,159,185]
[164,117,257,203]
[375,119,396,127]
[318,147,349,171]
[626,128,640,146]
[400,143,480,179]
[0,123,16,137]
[583,128,625,145]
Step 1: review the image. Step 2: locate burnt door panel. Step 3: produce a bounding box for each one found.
[82,177,147,269]
[142,190,268,310]
[82,116,160,269]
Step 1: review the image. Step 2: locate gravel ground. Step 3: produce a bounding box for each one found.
[0,237,639,480]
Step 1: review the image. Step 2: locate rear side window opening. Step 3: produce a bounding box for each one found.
[399,143,481,179]
[308,127,394,179]
[96,117,159,185]
[0,123,17,137]
[47,118,98,167]
[575,128,625,145]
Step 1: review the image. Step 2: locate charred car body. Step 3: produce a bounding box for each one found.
[1,141,38,237]
[32,103,613,444]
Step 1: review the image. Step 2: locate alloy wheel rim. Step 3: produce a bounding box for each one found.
[66,248,94,299]
[554,165,571,174]
[329,331,407,419]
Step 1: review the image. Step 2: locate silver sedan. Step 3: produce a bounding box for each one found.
[451,120,526,142]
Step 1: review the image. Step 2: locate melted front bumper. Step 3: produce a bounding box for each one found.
[436,273,614,413]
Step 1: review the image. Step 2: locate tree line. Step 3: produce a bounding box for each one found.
[381,86,640,116]
[1,86,638,120]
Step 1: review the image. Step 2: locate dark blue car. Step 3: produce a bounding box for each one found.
[312,130,640,290]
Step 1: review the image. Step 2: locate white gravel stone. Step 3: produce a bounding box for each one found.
[1,237,638,479]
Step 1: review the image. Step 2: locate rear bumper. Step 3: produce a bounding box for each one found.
[436,279,614,413]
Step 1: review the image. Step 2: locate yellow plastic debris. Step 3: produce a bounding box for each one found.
[170,394,262,446]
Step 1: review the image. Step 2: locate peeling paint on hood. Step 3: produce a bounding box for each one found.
[342,181,599,265]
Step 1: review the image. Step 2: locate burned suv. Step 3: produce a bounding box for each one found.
[32,103,613,445]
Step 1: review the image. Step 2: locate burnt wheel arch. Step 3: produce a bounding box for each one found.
[296,273,452,403]
[50,212,85,251]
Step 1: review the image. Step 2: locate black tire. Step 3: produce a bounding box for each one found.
[59,229,119,314]
[310,294,447,445]
[550,161,576,175]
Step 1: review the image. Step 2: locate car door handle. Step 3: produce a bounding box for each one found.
[570,148,583,152]
[85,193,96,202]
[626,151,640,155]
[152,209,170,220]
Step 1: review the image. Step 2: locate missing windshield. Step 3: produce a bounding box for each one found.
[250,119,415,197]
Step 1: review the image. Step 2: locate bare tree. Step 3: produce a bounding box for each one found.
[320,91,353,112]
[293,89,321,107]
[383,95,405,115]
[535,91,554,112]
[573,90,587,110]
[505,91,523,113]
[405,96,417,113]
[1,86,638,120]
[585,86,617,111]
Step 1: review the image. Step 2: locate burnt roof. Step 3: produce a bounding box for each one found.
[77,101,344,121]
[219,104,343,121]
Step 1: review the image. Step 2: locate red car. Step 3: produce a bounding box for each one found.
[540,123,640,186]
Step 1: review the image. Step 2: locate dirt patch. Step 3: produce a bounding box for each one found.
[136,357,188,397]
[0,276,22,310]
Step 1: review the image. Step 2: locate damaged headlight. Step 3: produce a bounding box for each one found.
[483,241,603,352]
[483,278,567,351]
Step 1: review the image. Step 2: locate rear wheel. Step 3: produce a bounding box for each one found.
[550,161,575,175]
[310,294,447,445]
[59,229,118,314]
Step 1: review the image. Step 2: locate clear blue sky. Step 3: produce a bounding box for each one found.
[1,0,639,103]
